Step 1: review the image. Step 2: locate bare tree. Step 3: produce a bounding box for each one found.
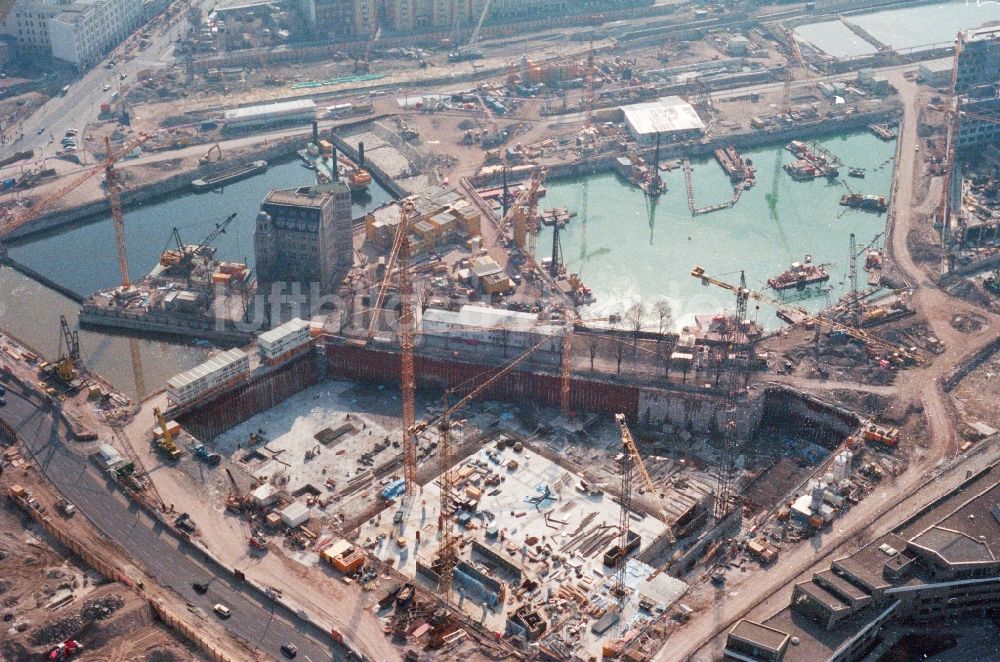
[496,323,511,358]
[653,299,673,345]
[626,302,645,349]
[608,314,626,375]
[585,332,600,371]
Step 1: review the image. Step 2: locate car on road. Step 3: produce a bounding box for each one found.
[119,72,127,80]
[36,127,45,135]
[0,385,5,395]
[193,581,209,594]
[0,397,5,406]
[213,603,231,618]
[102,84,111,91]
[280,643,298,658]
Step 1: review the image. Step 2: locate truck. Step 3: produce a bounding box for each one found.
[863,423,899,448]
[192,441,222,466]
[55,498,76,517]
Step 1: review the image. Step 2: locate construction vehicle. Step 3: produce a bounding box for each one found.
[192,441,222,465]
[152,407,183,460]
[249,528,269,549]
[175,512,197,533]
[225,467,245,512]
[42,315,82,387]
[198,141,221,165]
[863,423,899,448]
[448,0,492,62]
[47,639,83,660]
[55,497,76,517]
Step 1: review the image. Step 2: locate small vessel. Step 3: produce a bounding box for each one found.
[848,167,866,178]
[840,193,887,212]
[192,160,268,192]
[865,250,882,271]
[347,168,372,193]
[768,255,830,291]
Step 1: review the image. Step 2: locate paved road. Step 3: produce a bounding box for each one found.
[0,383,347,662]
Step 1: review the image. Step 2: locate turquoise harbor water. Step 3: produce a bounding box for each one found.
[1,158,392,397]
[795,1,1000,57]
[2,133,892,394]
[535,131,896,331]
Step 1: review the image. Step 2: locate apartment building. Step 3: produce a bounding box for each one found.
[2,0,63,56]
[46,0,144,67]
[301,0,377,39]
[955,24,1000,95]
[254,184,353,293]
[724,454,1000,662]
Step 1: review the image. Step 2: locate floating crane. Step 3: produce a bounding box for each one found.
[691,266,919,364]
[164,211,238,274]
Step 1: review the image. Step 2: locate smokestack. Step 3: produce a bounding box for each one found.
[312,120,319,144]
[358,142,365,168]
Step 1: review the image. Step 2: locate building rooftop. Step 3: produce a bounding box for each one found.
[962,23,1000,43]
[258,317,311,345]
[264,186,334,209]
[728,619,789,653]
[908,481,1000,566]
[167,348,247,390]
[423,305,563,336]
[224,99,315,121]
[921,57,954,73]
[620,96,705,136]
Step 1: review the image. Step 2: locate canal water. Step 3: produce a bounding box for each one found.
[535,131,896,331]
[795,1,1000,57]
[1,157,393,397]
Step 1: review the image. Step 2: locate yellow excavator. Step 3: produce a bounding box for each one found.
[152,407,183,460]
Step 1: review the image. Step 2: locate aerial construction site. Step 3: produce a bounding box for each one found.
[1,1,1000,662]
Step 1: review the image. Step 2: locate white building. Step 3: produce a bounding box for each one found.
[421,305,564,353]
[2,0,63,56]
[224,99,316,132]
[166,348,250,406]
[257,317,313,363]
[620,96,706,145]
[45,0,144,67]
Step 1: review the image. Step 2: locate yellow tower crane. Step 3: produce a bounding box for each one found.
[615,414,675,544]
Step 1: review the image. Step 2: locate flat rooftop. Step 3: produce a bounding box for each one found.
[729,619,789,652]
[264,187,334,209]
[621,96,706,136]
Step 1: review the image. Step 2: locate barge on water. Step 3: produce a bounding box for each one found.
[768,256,830,291]
[840,193,887,212]
[868,124,897,141]
[192,160,268,192]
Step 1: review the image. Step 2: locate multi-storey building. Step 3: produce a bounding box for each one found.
[724,453,1000,662]
[955,23,1000,95]
[1,0,62,56]
[44,0,143,67]
[302,0,377,39]
[955,96,1000,151]
[254,184,352,293]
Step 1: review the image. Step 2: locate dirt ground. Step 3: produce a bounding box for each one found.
[952,349,1000,433]
[0,475,204,662]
